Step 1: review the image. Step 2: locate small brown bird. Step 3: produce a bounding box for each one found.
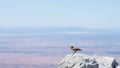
[70,46,82,54]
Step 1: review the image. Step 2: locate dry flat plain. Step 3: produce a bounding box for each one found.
[0,33,120,68]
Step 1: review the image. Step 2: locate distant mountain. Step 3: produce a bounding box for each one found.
[0,27,93,33]
[0,27,120,40]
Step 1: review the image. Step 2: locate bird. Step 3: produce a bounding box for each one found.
[70,46,82,54]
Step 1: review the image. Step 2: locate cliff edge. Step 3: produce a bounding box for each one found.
[59,54,119,68]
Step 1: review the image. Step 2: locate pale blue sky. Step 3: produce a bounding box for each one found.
[0,0,120,29]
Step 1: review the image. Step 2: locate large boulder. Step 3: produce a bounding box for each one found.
[59,54,119,68]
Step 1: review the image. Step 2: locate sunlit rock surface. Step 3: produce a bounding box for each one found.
[59,54,119,68]
[117,66,120,68]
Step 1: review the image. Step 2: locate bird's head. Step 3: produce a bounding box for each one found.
[70,46,74,49]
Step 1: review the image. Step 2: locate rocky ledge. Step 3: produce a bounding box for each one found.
[59,54,119,68]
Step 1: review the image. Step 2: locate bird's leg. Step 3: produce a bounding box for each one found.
[72,51,75,56]
[72,51,74,54]
[73,51,76,54]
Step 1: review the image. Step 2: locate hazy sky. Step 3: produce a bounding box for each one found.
[0,0,120,29]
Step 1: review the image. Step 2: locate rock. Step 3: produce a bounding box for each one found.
[117,66,120,68]
[59,54,119,68]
